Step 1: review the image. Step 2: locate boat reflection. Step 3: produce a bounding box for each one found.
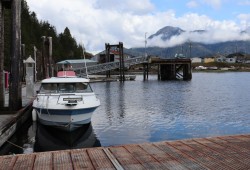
[34,122,101,152]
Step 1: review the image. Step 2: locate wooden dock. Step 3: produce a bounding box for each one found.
[0,134,250,169]
[147,58,192,81]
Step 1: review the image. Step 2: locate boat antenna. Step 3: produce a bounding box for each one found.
[82,43,89,78]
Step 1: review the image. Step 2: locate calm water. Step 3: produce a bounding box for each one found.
[1,72,250,155]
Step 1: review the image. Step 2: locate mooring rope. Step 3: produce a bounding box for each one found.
[6,140,24,149]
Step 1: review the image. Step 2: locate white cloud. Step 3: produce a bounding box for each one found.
[202,0,222,9]
[238,0,250,5]
[94,0,155,15]
[187,1,199,8]
[147,16,249,48]
[238,14,250,22]
[148,29,250,49]
[26,0,248,53]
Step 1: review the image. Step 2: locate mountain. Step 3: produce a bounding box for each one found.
[131,26,250,58]
[148,26,185,41]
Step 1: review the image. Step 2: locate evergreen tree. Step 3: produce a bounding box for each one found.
[3,0,87,70]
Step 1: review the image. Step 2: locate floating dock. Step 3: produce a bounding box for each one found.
[0,134,250,169]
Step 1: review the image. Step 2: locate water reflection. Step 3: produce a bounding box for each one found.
[117,83,125,119]
[2,73,250,154]
[34,123,101,152]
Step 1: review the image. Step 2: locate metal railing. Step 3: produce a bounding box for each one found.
[73,56,148,77]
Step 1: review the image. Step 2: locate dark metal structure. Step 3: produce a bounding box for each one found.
[105,42,125,81]
[146,58,192,81]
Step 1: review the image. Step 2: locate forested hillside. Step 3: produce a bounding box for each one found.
[3,0,83,70]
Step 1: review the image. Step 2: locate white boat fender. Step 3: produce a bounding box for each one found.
[32,109,37,121]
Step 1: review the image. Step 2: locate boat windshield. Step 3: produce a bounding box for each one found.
[39,83,93,93]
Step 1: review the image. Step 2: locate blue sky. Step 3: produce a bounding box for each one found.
[152,0,249,21]
[26,0,250,52]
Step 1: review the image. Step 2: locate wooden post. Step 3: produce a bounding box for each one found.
[143,63,146,81]
[48,37,52,77]
[118,43,122,81]
[146,63,149,80]
[34,46,37,82]
[105,43,110,78]
[157,64,160,80]
[119,42,125,81]
[0,1,4,108]
[9,0,22,110]
[21,44,25,82]
[41,36,47,79]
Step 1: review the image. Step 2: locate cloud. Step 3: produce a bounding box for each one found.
[238,0,250,5]
[26,0,248,53]
[147,18,250,48]
[94,0,155,15]
[187,1,199,8]
[238,14,250,22]
[148,29,250,49]
[202,0,222,9]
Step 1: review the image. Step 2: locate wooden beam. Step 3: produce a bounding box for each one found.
[0,1,5,108]
[9,0,22,110]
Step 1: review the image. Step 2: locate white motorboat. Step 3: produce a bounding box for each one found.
[32,71,100,131]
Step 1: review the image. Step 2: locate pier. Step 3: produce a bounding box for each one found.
[0,134,250,169]
[147,58,192,81]
[0,85,34,148]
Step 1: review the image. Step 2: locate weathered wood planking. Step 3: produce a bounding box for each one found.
[87,148,116,169]
[0,134,250,169]
[71,149,95,169]
[33,152,52,170]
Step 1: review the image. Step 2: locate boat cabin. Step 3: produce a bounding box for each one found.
[39,80,93,94]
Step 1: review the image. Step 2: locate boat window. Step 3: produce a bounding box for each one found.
[58,83,75,93]
[40,83,57,93]
[75,83,93,93]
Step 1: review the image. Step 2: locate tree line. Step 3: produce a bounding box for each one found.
[3,0,85,72]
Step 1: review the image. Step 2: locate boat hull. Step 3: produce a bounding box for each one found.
[32,74,100,132]
[33,107,98,131]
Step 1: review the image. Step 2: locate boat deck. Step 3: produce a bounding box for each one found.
[0,134,250,169]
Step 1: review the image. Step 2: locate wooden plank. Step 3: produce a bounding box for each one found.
[207,137,250,154]
[87,148,115,169]
[70,149,95,170]
[109,146,144,170]
[183,139,250,170]
[155,141,208,170]
[242,134,250,139]
[103,148,124,170]
[232,135,250,142]
[33,152,52,170]
[0,155,17,170]
[170,141,233,170]
[124,144,168,170]
[53,151,73,170]
[196,138,250,166]
[140,143,188,170]
[13,154,35,170]
[218,136,250,151]
[0,134,250,169]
